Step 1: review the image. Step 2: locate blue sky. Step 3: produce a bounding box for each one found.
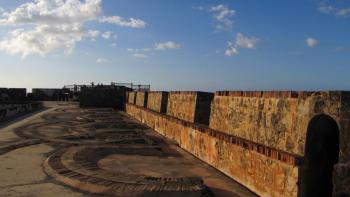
[0,0,349,92]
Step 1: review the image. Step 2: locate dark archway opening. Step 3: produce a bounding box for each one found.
[299,114,340,197]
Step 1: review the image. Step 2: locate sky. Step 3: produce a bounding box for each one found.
[0,0,349,92]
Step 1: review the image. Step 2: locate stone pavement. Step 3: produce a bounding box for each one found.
[0,103,257,197]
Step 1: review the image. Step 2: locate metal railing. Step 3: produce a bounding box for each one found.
[63,83,150,92]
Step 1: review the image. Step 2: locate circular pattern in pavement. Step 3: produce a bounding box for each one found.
[44,145,210,196]
[11,106,214,196]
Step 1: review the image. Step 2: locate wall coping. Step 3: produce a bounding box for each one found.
[147,91,169,94]
[137,91,148,94]
[215,91,350,99]
[126,103,303,166]
[169,91,213,95]
[132,90,350,98]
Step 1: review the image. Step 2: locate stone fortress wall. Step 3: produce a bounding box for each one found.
[166,91,214,125]
[146,91,168,113]
[0,102,42,122]
[126,90,350,197]
[127,91,137,105]
[0,88,43,122]
[135,91,148,108]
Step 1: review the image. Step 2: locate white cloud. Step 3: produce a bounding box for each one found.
[210,4,235,31]
[102,31,113,39]
[132,53,147,58]
[319,3,350,17]
[154,41,181,50]
[127,48,151,53]
[0,25,86,58]
[306,37,319,48]
[127,41,180,58]
[319,4,335,14]
[87,30,100,38]
[225,46,239,57]
[127,48,150,58]
[99,16,146,28]
[87,30,100,41]
[235,33,259,49]
[0,0,146,58]
[225,33,259,57]
[0,0,102,26]
[336,8,350,17]
[96,58,108,63]
[0,0,101,58]
[111,43,117,47]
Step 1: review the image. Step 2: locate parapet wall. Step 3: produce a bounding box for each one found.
[125,90,350,197]
[146,91,168,113]
[0,102,42,122]
[0,88,27,101]
[166,91,197,123]
[210,91,343,156]
[127,91,136,104]
[79,86,130,109]
[126,104,299,196]
[135,91,148,108]
[166,91,213,125]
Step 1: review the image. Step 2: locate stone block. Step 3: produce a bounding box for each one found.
[147,91,168,113]
[166,91,213,125]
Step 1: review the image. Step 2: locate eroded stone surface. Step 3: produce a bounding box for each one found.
[209,91,343,156]
[126,90,350,197]
[146,91,168,113]
[127,91,137,104]
[135,91,148,108]
[166,92,213,125]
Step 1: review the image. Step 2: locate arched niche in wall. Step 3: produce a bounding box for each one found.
[298,114,340,197]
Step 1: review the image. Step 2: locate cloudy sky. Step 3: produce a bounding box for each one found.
[0,0,349,91]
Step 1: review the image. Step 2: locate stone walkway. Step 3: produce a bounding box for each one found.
[0,103,257,197]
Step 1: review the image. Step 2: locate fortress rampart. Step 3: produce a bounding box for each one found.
[146,91,168,113]
[126,90,350,197]
[135,91,148,108]
[0,101,42,122]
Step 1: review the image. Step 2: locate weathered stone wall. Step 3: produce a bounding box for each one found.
[79,86,130,109]
[135,91,148,107]
[209,91,343,156]
[167,92,197,123]
[125,90,350,197]
[0,88,27,101]
[167,91,213,125]
[146,91,168,113]
[126,104,299,197]
[0,102,42,122]
[339,91,350,163]
[333,91,350,196]
[127,91,136,104]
